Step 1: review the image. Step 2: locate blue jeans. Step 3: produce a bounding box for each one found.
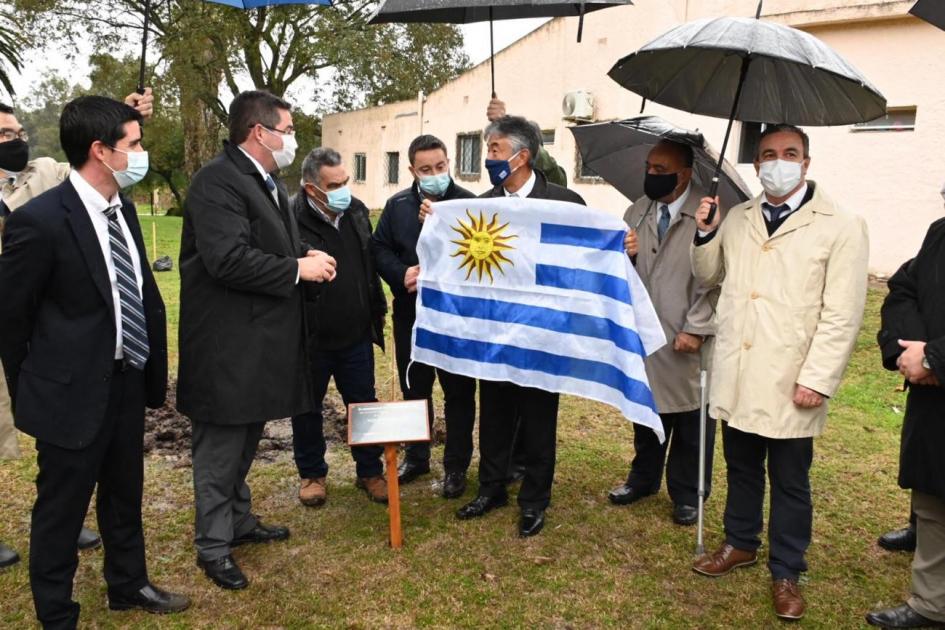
[291,338,383,479]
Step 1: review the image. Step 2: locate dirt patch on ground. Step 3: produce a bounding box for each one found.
[144,380,444,467]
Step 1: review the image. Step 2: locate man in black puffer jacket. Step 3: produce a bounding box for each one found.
[290,148,388,507]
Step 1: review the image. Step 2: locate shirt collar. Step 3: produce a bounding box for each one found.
[504,170,536,198]
[0,169,15,187]
[306,194,341,229]
[764,182,809,213]
[658,181,692,222]
[69,170,120,215]
[237,145,270,181]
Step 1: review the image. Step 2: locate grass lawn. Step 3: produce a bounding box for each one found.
[0,216,912,627]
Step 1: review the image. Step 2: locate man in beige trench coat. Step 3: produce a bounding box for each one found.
[689,124,869,621]
[607,140,719,527]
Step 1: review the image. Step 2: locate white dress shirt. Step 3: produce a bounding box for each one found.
[307,195,341,230]
[762,182,809,221]
[655,181,692,230]
[69,170,144,360]
[504,170,536,198]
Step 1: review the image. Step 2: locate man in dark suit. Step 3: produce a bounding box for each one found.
[0,95,189,629]
[289,147,389,507]
[178,90,336,590]
[372,134,478,498]
[427,116,585,537]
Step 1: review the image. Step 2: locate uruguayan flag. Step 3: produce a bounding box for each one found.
[412,197,667,441]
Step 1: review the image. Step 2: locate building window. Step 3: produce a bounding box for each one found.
[456,133,481,179]
[354,153,367,182]
[386,152,399,185]
[738,121,765,164]
[541,129,556,145]
[852,107,917,132]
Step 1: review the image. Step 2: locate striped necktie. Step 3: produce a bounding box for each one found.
[103,205,149,369]
[657,204,671,244]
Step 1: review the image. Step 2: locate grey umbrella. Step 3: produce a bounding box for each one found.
[910,0,945,30]
[569,116,753,211]
[608,1,886,222]
[369,0,633,96]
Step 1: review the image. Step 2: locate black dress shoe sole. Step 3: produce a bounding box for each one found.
[231,531,290,547]
[108,599,191,614]
[608,491,655,506]
[197,560,249,590]
[398,467,431,485]
[519,520,545,537]
[877,538,917,553]
[457,497,508,520]
[442,485,466,499]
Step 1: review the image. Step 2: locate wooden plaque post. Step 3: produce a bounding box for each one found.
[384,444,403,549]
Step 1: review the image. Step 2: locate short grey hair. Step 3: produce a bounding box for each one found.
[483,115,540,169]
[301,147,342,186]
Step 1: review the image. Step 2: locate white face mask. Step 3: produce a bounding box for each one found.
[261,128,297,170]
[758,159,803,198]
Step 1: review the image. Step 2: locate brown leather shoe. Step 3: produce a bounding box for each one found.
[692,543,758,577]
[357,476,389,504]
[298,478,327,507]
[772,578,805,620]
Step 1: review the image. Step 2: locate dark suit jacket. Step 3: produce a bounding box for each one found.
[290,190,387,351]
[877,218,945,501]
[480,169,585,206]
[0,180,167,449]
[177,142,310,425]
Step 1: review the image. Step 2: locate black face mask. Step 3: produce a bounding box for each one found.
[0,138,29,173]
[643,171,678,200]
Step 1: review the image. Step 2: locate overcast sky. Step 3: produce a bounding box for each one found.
[10,18,549,109]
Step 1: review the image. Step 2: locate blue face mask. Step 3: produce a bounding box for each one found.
[485,150,522,187]
[314,184,352,213]
[417,173,451,198]
[106,147,149,188]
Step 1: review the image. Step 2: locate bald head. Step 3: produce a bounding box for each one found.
[644,140,694,202]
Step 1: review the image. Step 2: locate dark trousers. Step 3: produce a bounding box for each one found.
[477,380,559,510]
[722,423,814,580]
[393,304,476,472]
[627,408,717,506]
[192,420,265,562]
[30,365,148,630]
[291,337,383,479]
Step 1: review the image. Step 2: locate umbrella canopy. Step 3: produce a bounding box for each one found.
[608,16,886,126]
[910,0,945,30]
[206,0,330,7]
[369,0,633,95]
[368,0,631,24]
[570,116,753,211]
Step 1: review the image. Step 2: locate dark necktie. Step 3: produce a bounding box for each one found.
[763,202,791,223]
[265,174,276,193]
[103,205,149,369]
[657,204,671,244]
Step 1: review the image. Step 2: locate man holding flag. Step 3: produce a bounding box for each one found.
[418,116,665,538]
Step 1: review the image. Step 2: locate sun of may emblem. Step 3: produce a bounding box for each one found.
[450,209,518,283]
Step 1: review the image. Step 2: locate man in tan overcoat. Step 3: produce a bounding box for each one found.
[689,124,869,621]
[607,140,719,527]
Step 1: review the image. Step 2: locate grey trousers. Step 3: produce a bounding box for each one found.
[192,420,265,561]
[909,491,945,622]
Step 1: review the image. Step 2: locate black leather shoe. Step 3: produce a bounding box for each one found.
[398,460,430,485]
[673,504,699,526]
[507,464,526,485]
[0,542,19,569]
[231,521,290,547]
[608,483,654,506]
[878,526,917,553]
[456,494,508,520]
[442,472,467,499]
[866,603,945,628]
[77,526,102,551]
[197,555,249,590]
[108,583,191,614]
[519,508,545,537]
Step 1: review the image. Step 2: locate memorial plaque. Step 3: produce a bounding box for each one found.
[347,400,430,446]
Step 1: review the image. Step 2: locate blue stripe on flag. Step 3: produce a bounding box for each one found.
[535,264,632,304]
[540,223,626,252]
[420,288,645,357]
[415,328,657,413]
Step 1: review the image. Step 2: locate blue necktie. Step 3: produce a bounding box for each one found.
[265,175,276,193]
[657,204,671,244]
[103,205,149,369]
[763,202,790,223]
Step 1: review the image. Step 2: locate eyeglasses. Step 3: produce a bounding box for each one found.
[250,123,295,135]
[0,128,28,142]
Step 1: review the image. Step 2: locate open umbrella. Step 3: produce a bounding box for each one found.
[369,0,633,97]
[136,0,334,94]
[569,115,752,211]
[608,0,886,223]
[910,0,945,30]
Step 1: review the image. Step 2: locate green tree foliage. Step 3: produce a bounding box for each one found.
[0,10,24,96]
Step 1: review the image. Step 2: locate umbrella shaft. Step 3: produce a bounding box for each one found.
[489,11,496,98]
[137,0,151,94]
[708,56,751,222]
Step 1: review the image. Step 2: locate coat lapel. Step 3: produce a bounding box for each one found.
[62,181,114,320]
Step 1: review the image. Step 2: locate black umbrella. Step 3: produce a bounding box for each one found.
[910,0,945,30]
[608,1,886,223]
[570,116,752,211]
[369,0,633,97]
